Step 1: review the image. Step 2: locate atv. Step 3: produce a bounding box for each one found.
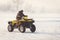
[8,15,36,33]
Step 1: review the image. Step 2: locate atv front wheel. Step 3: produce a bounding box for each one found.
[30,24,36,33]
[8,25,14,32]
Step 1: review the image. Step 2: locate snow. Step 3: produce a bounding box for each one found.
[0,11,60,40]
[0,0,60,40]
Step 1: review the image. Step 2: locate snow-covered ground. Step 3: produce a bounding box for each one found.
[0,11,60,40]
[0,0,60,40]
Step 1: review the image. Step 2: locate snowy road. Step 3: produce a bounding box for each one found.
[0,11,60,40]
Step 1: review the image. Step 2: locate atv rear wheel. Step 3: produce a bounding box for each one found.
[18,25,26,33]
[30,24,36,33]
[8,25,14,32]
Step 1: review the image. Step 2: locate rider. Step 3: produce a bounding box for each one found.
[15,10,25,26]
[16,10,25,21]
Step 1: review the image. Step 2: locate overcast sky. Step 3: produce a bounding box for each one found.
[0,0,60,13]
